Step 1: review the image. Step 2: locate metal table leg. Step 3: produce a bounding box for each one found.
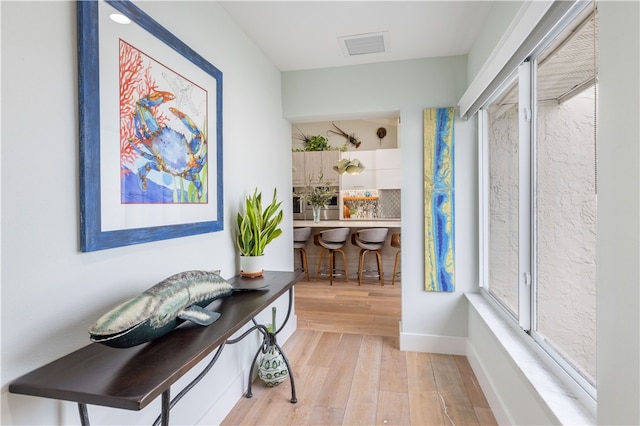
[161,389,170,426]
[152,344,226,426]
[78,403,89,426]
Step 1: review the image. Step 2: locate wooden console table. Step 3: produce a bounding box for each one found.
[9,271,301,426]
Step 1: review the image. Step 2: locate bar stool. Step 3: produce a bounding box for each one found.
[293,227,312,281]
[314,228,350,285]
[391,233,401,285]
[351,228,388,286]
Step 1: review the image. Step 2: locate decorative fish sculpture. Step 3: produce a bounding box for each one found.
[89,270,266,348]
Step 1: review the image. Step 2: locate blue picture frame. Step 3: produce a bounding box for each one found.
[78,0,223,252]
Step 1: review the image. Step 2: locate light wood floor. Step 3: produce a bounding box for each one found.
[295,276,402,337]
[221,277,497,425]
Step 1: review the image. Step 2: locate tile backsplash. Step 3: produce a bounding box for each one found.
[378,189,401,218]
[341,189,401,219]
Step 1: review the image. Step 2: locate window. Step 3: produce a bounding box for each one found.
[486,74,520,321]
[479,4,598,398]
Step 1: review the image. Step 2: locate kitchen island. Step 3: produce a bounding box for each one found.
[293,219,401,283]
[293,219,400,228]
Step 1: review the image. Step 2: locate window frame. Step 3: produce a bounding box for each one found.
[477,23,598,403]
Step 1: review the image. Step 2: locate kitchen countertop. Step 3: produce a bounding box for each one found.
[293,219,400,228]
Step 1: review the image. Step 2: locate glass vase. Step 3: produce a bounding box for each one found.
[312,205,321,223]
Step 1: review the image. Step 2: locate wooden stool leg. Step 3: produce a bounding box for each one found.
[299,248,309,281]
[333,248,348,283]
[358,250,366,286]
[338,249,349,283]
[316,249,325,281]
[329,250,335,286]
[375,251,384,286]
[392,251,400,285]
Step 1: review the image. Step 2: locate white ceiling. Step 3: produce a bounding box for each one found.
[220,1,494,72]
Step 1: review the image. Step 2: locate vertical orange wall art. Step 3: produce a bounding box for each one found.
[423,107,455,292]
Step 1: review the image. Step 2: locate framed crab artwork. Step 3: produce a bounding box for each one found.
[78,0,223,252]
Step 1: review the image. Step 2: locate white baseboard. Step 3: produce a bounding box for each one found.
[465,340,511,426]
[399,329,467,355]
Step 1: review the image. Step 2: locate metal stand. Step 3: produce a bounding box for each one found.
[227,288,297,403]
[152,345,226,426]
[147,287,297,425]
[78,403,89,426]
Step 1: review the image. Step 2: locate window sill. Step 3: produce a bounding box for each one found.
[466,292,595,425]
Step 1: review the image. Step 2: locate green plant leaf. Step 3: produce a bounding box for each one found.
[235,187,284,256]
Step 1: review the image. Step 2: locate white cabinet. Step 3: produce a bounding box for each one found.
[375,169,401,189]
[341,170,376,190]
[375,148,401,169]
[375,148,401,189]
[340,150,376,190]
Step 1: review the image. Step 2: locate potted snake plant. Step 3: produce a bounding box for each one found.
[236,188,284,277]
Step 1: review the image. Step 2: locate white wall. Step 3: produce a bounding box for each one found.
[466,1,523,84]
[1,1,293,424]
[596,1,640,423]
[283,56,478,352]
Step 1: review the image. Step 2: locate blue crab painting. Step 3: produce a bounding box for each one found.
[127,91,207,202]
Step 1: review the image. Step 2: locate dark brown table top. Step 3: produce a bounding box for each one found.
[9,271,300,411]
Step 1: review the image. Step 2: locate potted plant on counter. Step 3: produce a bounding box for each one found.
[296,174,337,223]
[236,188,284,277]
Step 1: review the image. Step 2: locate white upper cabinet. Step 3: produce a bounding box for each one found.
[375,148,401,189]
[340,150,376,190]
[336,149,401,189]
[375,148,401,169]
[375,169,401,189]
[341,170,376,190]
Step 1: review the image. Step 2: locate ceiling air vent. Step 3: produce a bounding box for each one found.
[339,31,389,56]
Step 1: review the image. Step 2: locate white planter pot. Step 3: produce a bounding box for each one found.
[240,255,264,278]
